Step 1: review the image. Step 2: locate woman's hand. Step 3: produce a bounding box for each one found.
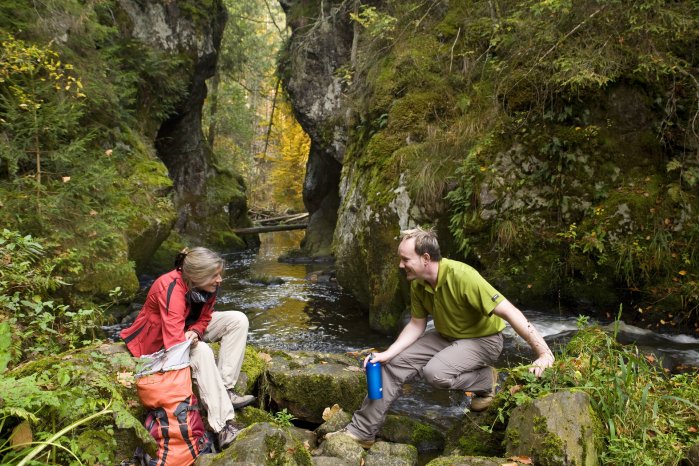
[185,330,199,348]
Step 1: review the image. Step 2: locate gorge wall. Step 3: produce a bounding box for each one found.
[280,0,699,333]
[0,0,250,302]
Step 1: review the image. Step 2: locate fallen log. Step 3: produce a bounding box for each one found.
[232,223,308,234]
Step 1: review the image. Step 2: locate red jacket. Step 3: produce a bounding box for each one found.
[120,269,214,357]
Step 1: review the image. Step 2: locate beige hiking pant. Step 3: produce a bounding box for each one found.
[346,330,503,440]
[189,310,249,432]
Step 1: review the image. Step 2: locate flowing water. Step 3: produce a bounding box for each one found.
[210,231,699,430]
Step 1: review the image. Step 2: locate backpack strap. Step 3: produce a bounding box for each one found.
[174,397,197,459]
[153,408,170,466]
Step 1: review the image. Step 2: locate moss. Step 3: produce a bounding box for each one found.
[239,345,267,393]
[264,432,287,465]
[237,406,275,426]
[505,427,520,450]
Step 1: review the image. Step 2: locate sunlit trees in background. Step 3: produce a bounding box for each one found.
[204,0,309,216]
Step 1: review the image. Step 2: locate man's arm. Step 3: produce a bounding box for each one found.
[367,317,427,366]
[491,299,554,377]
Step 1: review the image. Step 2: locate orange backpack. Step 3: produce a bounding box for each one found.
[135,341,212,466]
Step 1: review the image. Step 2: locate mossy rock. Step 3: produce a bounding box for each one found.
[365,441,418,466]
[505,391,602,466]
[263,350,367,423]
[314,408,352,438]
[379,414,445,452]
[235,345,268,395]
[443,409,504,458]
[200,422,313,466]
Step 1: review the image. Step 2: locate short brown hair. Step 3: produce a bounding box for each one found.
[400,226,441,261]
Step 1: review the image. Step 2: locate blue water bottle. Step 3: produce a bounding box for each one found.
[366,353,383,400]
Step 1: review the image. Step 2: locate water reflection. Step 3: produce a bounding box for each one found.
[217,231,392,353]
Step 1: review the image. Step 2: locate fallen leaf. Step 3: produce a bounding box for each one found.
[89,210,98,216]
[62,176,71,183]
[344,366,363,372]
[104,149,113,156]
[688,426,698,433]
[258,352,272,363]
[117,371,134,388]
[509,455,533,464]
[10,421,32,451]
[644,354,656,364]
[500,463,517,466]
[509,384,523,395]
[322,404,343,421]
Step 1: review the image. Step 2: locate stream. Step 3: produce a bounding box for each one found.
[209,231,699,430]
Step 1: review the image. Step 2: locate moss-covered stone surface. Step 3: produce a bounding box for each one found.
[505,391,602,466]
[263,350,367,423]
[379,414,445,452]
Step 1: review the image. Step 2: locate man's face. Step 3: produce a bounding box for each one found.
[398,237,428,281]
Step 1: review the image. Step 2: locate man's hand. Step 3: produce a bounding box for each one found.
[185,330,199,348]
[363,351,389,368]
[530,352,555,377]
[492,299,555,378]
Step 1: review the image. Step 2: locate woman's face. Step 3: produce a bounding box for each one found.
[198,266,223,293]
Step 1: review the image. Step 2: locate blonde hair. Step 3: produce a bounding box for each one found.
[178,247,224,289]
[400,226,441,261]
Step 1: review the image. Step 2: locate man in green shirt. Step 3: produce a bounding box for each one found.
[327,226,555,448]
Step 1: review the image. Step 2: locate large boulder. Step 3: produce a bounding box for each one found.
[196,422,315,465]
[365,441,418,466]
[264,350,367,423]
[379,414,445,453]
[505,391,602,466]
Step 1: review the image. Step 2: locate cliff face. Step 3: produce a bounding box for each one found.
[281,0,699,332]
[0,0,248,301]
[280,1,353,257]
[119,0,250,248]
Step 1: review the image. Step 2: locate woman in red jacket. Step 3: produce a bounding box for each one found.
[120,247,254,449]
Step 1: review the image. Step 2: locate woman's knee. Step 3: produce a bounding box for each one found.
[189,341,215,369]
[222,310,249,332]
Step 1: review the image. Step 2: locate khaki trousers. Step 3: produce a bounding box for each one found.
[347,330,503,440]
[189,311,249,432]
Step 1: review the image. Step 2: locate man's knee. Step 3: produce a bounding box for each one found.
[422,364,452,389]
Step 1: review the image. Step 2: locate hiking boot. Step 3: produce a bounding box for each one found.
[470,366,499,412]
[325,428,375,449]
[218,422,242,449]
[228,389,256,409]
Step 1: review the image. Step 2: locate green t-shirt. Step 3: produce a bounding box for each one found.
[411,258,506,339]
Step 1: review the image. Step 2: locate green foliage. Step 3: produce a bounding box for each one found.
[490,318,699,465]
[271,408,297,428]
[350,5,398,41]
[0,229,114,366]
[433,0,699,316]
[0,346,144,466]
